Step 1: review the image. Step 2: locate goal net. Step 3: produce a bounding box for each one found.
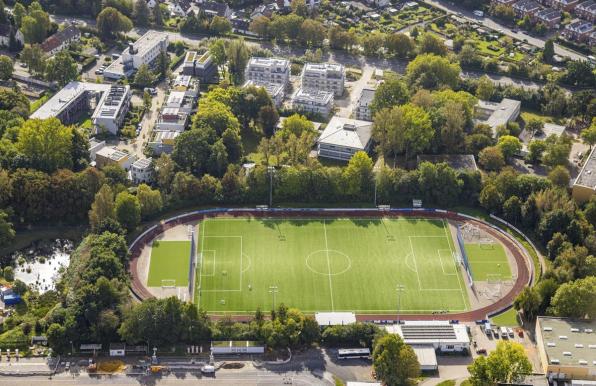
[460,223,481,242]
[479,238,495,249]
[161,279,176,288]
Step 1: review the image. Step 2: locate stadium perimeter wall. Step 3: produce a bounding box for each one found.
[128,208,535,322]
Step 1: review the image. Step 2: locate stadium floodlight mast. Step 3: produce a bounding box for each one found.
[267,166,275,207]
[396,284,405,323]
[269,285,279,309]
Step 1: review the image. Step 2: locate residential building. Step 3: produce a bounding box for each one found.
[301,63,345,97]
[591,30,596,45]
[535,317,595,381]
[563,19,594,41]
[88,139,106,162]
[513,0,543,18]
[534,8,562,28]
[492,0,518,5]
[576,0,596,22]
[573,145,596,202]
[551,0,581,10]
[92,85,132,135]
[103,31,168,80]
[474,98,521,133]
[231,17,254,35]
[355,88,375,121]
[292,88,334,116]
[0,24,24,48]
[169,0,193,16]
[129,158,154,184]
[317,116,373,161]
[385,321,470,353]
[181,51,219,83]
[243,80,285,107]
[245,57,290,86]
[40,25,81,56]
[155,90,197,131]
[148,130,179,155]
[364,0,390,8]
[172,74,199,98]
[200,1,232,19]
[95,146,134,170]
[30,82,131,135]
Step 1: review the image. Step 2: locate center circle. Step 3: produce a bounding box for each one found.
[306,250,352,276]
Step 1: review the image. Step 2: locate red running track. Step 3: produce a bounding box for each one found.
[128,209,532,322]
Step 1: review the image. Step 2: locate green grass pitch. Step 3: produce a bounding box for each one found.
[147,240,191,287]
[195,217,472,314]
[464,243,512,282]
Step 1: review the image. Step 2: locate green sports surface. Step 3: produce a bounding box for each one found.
[195,217,472,314]
[464,242,512,282]
[147,240,191,287]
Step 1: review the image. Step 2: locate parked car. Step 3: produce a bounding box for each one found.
[201,365,215,374]
[476,348,487,355]
[473,10,484,17]
[507,327,514,337]
[95,69,104,75]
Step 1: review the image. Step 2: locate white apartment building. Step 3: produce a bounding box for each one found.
[245,57,290,86]
[301,63,345,96]
[355,88,376,121]
[129,158,154,184]
[291,88,334,116]
[104,31,168,80]
[317,116,373,161]
[92,85,132,135]
[244,80,285,107]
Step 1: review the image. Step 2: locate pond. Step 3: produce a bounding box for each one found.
[11,239,73,293]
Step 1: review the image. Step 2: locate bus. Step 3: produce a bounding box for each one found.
[337,348,371,360]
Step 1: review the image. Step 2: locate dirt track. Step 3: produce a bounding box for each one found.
[128,209,532,322]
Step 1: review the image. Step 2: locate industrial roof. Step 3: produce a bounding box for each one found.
[315,312,356,326]
[412,345,438,369]
[385,321,470,345]
[30,81,111,120]
[537,317,595,368]
[92,85,130,120]
[317,116,372,150]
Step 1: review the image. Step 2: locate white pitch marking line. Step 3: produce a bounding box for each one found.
[323,220,335,311]
[408,237,423,290]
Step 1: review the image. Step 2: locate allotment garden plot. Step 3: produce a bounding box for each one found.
[195,217,471,314]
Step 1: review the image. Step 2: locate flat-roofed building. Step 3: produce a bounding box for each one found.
[243,80,285,107]
[172,75,199,97]
[156,107,188,132]
[314,312,356,326]
[104,31,168,80]
[385,321,470,353]
[536,316,596,381]
[88,139,106,162]
[95,146,134,170]
[475,98,521,134]
[301,63,345,96]
[573,146,596,202]
[92,85,132,135]
[412,345,439,372]
[245,57,290,86]
[129,157,153,184]
[292,88,334,117]
[355,88,376,121]
[148,130,180,155]
[317,116,373,161]
[181,51,219,83]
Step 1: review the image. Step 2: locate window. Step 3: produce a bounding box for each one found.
[446,345,454,350]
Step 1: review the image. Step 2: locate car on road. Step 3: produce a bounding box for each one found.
[201,365,215,374]
[95,69,104,75]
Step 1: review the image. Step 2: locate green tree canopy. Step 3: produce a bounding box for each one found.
[114,191,141,232]
[372,334,420,386]
[406,53,460,90]
[45,51,78,86]
[96,7,133,40]
[16,118,73,172]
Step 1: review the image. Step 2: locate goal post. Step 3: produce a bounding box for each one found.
[161,279,176,288]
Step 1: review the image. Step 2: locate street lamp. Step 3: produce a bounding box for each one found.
[396,284,405,323]
[269,285,278,310]
[267,166,275,207]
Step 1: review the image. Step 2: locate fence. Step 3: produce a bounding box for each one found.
[456,225,474,286]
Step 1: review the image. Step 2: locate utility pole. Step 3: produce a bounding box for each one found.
[396,284,405,323]
[269,285,278,310]
[268,166,275,207]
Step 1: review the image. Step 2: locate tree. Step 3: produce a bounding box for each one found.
[0,210,15,248]
[468,341,532,385]
[153,2,164,25]
[418,33,447,56]
[300,19,326,47]
[16,118,73,172]
[476,75,494,101]
[3,266,14,281]
[172,129,212,176]
[210,16,232,35]
[136,184,163,219]
[497,135,522,160]
[548,165,570,187]
[514,287,541,321]
[96,7,133,40]
[361,31,386,57]
[0,55,13,81]
[406,54,460,90]
[291,0,309,17]
[156,50,169,79]
[134,0,150,26]
[13,3,26,27]
[372,334,420,386]
[20,44,46,76]
[549,276,595,318]
[154,154,176,192]
[370,77,409,114]
[258,105,279,137]
[21,10,50,44]
[89,185,115,231]
[343,151,373,199]
[386,33,415,59]
[479,183,503,213]
[250,16,271,38]
[45,51,78,86]
[581,120,596,151]
[280,114,314,137]
[143,90,152,110]
[226,39,249,84]
[114,191,141,232]
[543,38,555,63]
[526,118,544,138]
[133,64,154,87]
[527,140,546,164]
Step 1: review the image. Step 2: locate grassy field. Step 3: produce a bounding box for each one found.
[464,243,512,282]
[147,241,191,287]
[196,217,471,314]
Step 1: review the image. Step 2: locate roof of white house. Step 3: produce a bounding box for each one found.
[126,30,168,57]
[96,146,129,161]
[385,321,470,345]
[317,116,372,150]
[132,158,152,169]
[92,85,129,120]
[30,81,111,120]
[477,98,521,129]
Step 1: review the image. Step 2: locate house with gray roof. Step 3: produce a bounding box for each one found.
[317,116,373,161]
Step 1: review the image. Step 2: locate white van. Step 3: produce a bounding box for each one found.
[201,365,215,374]
[500,327,508,338]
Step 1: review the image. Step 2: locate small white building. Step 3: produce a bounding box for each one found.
[129,158,153,185]
[148,130,180,155]
[385,321,470,353]
[95,146,135,170]
[88,139,106,162]
[475,98,521,134]
[210,341,265,355]
[315,312,357,326]
[301,63,345,96]
[109,343,126,357]
[292,88,334,117]
[317,116,373,161]
[355,88,376,121]
[245,57,291,87]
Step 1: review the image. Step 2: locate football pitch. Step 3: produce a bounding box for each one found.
[147,240,191,287]
[464,243,512,282]
[194,217,471,314]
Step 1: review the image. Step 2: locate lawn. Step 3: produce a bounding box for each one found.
[490,307,520,327]
[147,240,192,287]
[464,242,512,282]
[196,217,471,314]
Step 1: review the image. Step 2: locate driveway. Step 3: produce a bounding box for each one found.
[336,65,375,118]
